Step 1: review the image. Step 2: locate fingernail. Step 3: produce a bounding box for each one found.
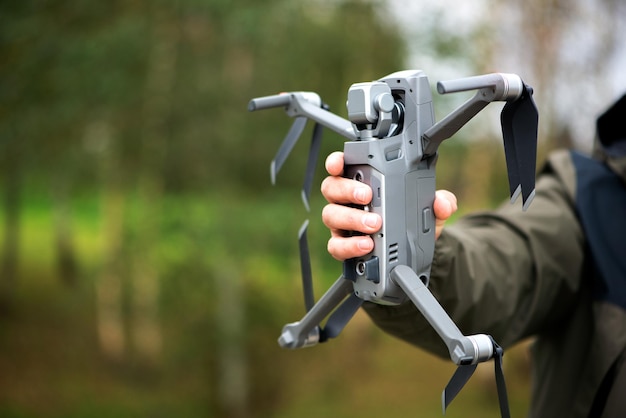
[362,213,379,229]
[357,238,373,251]
[354,187,368,203]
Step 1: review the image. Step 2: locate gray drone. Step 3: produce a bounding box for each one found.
[249,70,538,417]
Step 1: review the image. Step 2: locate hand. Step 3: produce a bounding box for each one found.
[321,151,457,261]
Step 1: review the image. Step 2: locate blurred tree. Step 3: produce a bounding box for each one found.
[0,0,408,416]
[203,2,406,415]
[0,0,151,302]
[128,0,183,365]
[387,0,626,209]
[0,3,40,309]
[172,0,406,194]
[485,0,626,151]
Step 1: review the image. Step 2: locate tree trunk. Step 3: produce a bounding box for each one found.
[94,121,127,361]
[215,260,248,418]
[129,3,182,364]
[0,151,20,312]
[51,172,78,287]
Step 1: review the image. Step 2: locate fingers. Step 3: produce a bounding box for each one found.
[322,204,382,235]
[434,189,458,239]
[327,235,374,261]
[323,203,379,261]
[321,176,372,206]
[322,151,373,206]
[321,150,458,259]
[322,189,454,237]
[322,204,380,261]
[324,151,345,176]
[323,151,380,261]
[434,189,458,219]
[321,152,372,209]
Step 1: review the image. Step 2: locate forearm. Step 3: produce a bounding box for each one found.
[363,157,585,355]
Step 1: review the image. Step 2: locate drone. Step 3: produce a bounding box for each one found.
[249,70,538,418]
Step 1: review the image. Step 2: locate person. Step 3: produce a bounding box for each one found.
[320,94,626,418]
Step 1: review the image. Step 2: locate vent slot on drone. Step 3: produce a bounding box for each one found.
[388,243,399,264]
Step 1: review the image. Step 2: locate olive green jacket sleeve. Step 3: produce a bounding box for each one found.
[362,150,586,357]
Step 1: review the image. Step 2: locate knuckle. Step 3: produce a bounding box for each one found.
[327,237,344,261]
[320,177,331,198]
[321,205,333,226]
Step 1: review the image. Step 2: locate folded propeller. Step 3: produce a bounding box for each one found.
[423,73,539,211]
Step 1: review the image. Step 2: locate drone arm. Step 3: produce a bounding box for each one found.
[278,276,354,349]
[422,93,490,155]
[248,93,357,141]
[391,265,493,365]
[422,73,524,156]
[248,94,292,111]
[294,99,357,140]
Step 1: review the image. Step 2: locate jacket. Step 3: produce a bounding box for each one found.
[363,94,626,417]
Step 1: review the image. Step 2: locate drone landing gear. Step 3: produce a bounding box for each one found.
[278,275,363,349]
[391,265,510,417]
[278,264,510,418]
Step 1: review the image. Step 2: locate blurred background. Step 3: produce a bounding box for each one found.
[1,0,625,417]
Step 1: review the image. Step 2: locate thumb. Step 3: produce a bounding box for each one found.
[434,190,458,239]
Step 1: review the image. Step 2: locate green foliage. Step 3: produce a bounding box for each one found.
[0,1,534,417]
[0,192,530,418]
[0,0,406,195]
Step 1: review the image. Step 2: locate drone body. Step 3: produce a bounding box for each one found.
[343,71,437,306]
[248,69,538,418]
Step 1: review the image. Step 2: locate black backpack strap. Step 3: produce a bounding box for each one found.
[571,151,626,310]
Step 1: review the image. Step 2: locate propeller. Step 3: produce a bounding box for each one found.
[298,220,315,312]
[320,292,363,341]
[269,105,326,212]
[271,116,307,185]
[298,220,363,341]
[501,83,538,211]
[423,73,539,203]
[442,363,478,413]
[442,336,510,418]
[302,119,324,211]
[251,93,357,344]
